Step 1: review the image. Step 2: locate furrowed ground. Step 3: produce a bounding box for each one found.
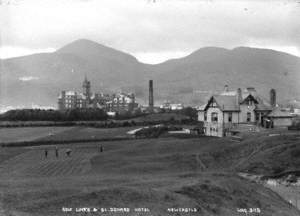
[0,126,299,216]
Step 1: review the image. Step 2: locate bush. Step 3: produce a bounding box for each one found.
[135,125,168,138]
[290,149,300,158]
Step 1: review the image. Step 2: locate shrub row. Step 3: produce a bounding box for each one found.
[0,108,108,121]
[1,137,134,147]
[135,126,169,138]
[0,119,197,128]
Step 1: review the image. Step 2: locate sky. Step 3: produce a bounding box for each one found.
[0,0,299,63]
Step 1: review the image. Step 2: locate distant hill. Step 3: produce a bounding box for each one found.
[150,46,300,105]
[1,39,300,108]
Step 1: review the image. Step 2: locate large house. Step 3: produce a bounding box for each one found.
[197,86,278,137]
[106,93,138,113]
[58,90,87,110]
[58,76,138,113]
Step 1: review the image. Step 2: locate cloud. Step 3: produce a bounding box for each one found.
[0,46,55,59]
[0,0,299,63]
[19,76,40,81]
[134,50,191,64]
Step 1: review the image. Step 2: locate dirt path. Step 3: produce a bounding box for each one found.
[265,183,300,210]
[239,172,300,211]
[195,154,207,171]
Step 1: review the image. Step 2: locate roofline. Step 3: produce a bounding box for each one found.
[255,109,272,111]
[240,94,259,104]
[268,116,293,118]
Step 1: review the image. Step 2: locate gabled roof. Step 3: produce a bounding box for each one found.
[197,104,207,111]
[214,95,240,111]
[241,94,259,104]
[204,95,239,111]
[199,87,273,112]
[268,107,293,118]
[255,96,272,111]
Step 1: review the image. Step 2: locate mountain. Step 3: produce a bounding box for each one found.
[0,39,300,108]
[150,46,300,105]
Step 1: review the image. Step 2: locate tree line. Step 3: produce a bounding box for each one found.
[0,107,199,122]
[0,108,108,121]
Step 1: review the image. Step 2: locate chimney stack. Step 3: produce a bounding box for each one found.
[236,88,242,106]
[149,80,154,111]
[224,85,229,92]
[270,89,276,107]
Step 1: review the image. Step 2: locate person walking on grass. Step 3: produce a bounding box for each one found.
[55,146,59,158]
[66,148,72,157]
[44,149,48,158]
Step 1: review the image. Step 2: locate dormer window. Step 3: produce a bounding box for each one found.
[209,101,218,108]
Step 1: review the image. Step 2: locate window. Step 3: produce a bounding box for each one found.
[204,112,207,121]
[255,113,259,122]
[228,112,232,122]
[209,99,218,108]
[211,112,218,122]
[247,112,251,122]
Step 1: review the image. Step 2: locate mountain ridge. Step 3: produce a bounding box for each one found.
[1,39,300,108]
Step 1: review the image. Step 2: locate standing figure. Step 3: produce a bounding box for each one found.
[100,145,103,153]
[66,149,72,157]
[55,146,59,158]
[44,149,48,158]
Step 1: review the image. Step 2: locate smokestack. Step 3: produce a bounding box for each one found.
[270,89,276,107]
[149,80,154,111]
[236,88,242,106]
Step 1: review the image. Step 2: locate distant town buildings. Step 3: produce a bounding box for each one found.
[160,101,184,110]
[197,86,293,137]
[106,93,137,113]
[58,76,138,114]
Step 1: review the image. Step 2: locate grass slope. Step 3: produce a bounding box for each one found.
[0,127,73,143]
[0,133,300,215]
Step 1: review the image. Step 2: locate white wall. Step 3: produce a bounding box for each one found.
[223,112,239,123]
[205,107,224,137]
[198,111,205,121]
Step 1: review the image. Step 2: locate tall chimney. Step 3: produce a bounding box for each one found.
[236,88,242,106]
[149,80,154,111]
[270,89,276,107]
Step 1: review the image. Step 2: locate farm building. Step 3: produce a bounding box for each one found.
[266,107,293,127]
[197,86,279,137]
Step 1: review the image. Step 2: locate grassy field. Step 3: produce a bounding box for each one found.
[0,126,139,144]
[0,127,73,143]
[36,126,139,141]
[0,127,299,216]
